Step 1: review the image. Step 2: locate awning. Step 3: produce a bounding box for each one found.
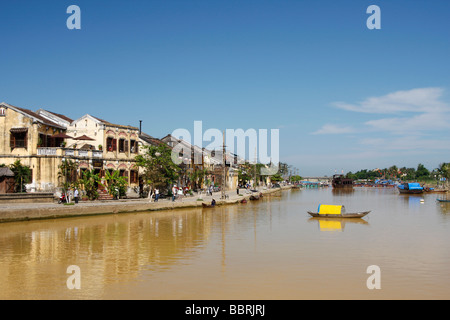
[0,167,14,177]
[73,135,95,141]
[51,133,73,139]
[10,128,28,133]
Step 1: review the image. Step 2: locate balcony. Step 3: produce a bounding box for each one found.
[37,148,103,159]
[37,147,58,156]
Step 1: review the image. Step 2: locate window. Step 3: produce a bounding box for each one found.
[130,140,138,153]
[10,129,28,150]
[130,170,138,184]
[106,137,117,152]
[119,139,128,153]
[119,170,128,182]
[0,106,6,116]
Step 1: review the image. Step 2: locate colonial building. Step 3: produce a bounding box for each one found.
[160,134,238,190]
[1,102,144,192]
[49,113,142,188]
[0,102,68,191]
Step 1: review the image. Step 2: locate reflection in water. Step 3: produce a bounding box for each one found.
[1,188,450,299]
[308,217,369,232]
[331,188,355,195]
[0,210,213,299]
[437,201,450,215]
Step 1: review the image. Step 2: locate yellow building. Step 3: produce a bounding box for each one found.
[0,102,68,191]
[0,102,142,193]
[64,114,141,186]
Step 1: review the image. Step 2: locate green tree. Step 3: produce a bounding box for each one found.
[437,163,450,187]
[9,160,32,193]
[135,144,180,191]
[399,167,416,180]
[290,175,303,183]
[103,170,128,199]
[416,163,430,179]
[58,159,78,191]
[270,173,284,183]
[238,162,253,185]
[79,169,100,200]
[188,167,208,190]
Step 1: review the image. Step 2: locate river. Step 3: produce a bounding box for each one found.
[0,187,449,300]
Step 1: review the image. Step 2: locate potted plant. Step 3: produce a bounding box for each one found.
[98,144,103,151]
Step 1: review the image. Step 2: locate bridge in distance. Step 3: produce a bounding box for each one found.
[301,177,332,183]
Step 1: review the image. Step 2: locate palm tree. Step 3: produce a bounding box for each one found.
[79,169,100,200]
[437,163,450,187]
[9,160,32,193]
[58,159,78,191]
[103,170,128,199]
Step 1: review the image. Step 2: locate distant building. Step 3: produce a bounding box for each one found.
[160,134,238,190]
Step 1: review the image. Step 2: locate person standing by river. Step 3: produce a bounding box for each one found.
[74,187,79,204]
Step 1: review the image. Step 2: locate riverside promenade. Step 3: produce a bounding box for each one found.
[0,186,292,223]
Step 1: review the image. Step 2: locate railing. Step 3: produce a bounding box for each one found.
[65,149,75,156]
[37,148,57,156]
[37,148,103,159]
[78,150,89,157]
[92,151,103,158]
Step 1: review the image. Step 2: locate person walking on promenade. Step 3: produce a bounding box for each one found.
[155,188,160,202]
[74,187,79,204]
[172,185,177,202]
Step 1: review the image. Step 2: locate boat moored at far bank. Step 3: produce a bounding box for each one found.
[397,182,424,194]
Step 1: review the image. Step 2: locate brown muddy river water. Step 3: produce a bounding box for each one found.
[1,188,449,300]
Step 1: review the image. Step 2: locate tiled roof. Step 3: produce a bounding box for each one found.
[43,110,74,123]
[139,132,166,147]
[1,103,66,129]
[91,115,139,130]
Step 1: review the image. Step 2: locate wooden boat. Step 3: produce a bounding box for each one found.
[397,182,424,194]
[308,211,370,218]
[307,204,370,219]
[240,199,247,204]
[436,199,450,203]
[202,203,216,208]
[426,189,448,193]
[332,174,354,189]
[249,195,260,200]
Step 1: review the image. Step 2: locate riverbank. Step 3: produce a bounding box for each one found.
[0,186,293,223]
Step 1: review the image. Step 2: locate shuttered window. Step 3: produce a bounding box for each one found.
[10,129,28,150]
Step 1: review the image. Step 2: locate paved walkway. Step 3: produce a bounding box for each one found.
[0,187,291,223]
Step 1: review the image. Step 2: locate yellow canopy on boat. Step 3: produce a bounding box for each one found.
[318,204,345,215]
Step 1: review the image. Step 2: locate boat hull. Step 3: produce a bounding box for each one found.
[307,211,370,218]
[398,189,424,194]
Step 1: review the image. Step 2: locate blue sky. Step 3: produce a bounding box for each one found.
[1,0,450,176]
